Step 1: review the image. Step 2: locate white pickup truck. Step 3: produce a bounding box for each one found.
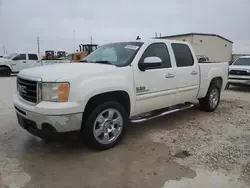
[0,53,71,76]
[13,39,229,150]
[0,53,42,76]
[227,56,250,88]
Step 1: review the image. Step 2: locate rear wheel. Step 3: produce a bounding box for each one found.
[82,101,128,150]
[0,67,11,77]
[199,84,221,112]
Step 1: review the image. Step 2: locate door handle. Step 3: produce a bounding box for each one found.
[191,71,198,75]
[23,61,26,63]
[165,73,175,78]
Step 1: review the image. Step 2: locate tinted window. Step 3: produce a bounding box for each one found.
[172,44,194,67]
[28,54,38,60]
[139,43,171,69]
[13,54,26,60]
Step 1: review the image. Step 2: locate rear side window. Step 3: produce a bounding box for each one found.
[172,43,194,67]
[139,43,171,69]
[28,54,38,60]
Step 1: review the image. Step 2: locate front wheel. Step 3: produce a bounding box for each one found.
[199,84,221,112]
[82,102,128,150]
[0,67,11,77]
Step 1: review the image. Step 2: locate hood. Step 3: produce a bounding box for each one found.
[229,65,250,71]
[18,63,118,82]
[0,58,11,64]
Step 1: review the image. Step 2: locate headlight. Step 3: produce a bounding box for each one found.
[41,82,69,102]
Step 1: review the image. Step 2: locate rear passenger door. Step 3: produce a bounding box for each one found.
[27,54,41,68]
[133,42,177,114]
[171,43,199,103]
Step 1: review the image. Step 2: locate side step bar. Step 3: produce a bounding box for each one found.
[129,103,194,123]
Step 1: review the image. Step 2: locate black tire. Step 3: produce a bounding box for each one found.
[226,83,230,89]
[82,101,128,150]
[0,67,11,77]
[199,84,221,112]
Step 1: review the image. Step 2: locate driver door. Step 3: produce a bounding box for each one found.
[133,42,177,114]
[12,54,28,72]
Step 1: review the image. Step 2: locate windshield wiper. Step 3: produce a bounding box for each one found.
[93,60,113,65]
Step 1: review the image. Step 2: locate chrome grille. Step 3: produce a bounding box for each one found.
[17,77,38,103]
[229,70,250,76]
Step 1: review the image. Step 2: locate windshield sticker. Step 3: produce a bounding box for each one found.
[124,45,139,50]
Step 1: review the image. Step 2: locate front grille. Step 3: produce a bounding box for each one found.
[229,70,250,76]
[17,77,38,103]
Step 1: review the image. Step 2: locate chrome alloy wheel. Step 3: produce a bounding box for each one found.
[209,88,219,109]
[93,109,123,145]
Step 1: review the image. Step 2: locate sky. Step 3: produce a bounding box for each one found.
[0,0,250,55]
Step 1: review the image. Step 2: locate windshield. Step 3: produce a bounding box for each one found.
[4,53,18,59]
[83,42,144,66]
[233,58,250,66]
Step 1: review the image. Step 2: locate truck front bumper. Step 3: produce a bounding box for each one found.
[13,93,83,137]
[228,78,250,85]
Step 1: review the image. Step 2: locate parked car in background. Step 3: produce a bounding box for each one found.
[0,53,71,76]
[14,39,228,150]
[227,56,250,88]
[0,53,42,76]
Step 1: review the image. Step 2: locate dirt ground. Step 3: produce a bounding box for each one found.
[0,76,250,188]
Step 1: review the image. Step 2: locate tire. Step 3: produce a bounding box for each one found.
[226,83,230,89]
[82,101,128,150]
[0,67,11,77]
[199,84,221,112]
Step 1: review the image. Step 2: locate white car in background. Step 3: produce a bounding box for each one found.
[0,53,41,76]
[228,56,250,88]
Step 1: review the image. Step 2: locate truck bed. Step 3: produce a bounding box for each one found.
[197,62,228,99]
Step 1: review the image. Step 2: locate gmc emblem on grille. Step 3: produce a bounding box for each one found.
[17,84,27,94]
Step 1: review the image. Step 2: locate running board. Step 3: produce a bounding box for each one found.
[129,103,194,123]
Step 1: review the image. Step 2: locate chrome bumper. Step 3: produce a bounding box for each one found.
[228,79,250,85]
[14,105,83,133]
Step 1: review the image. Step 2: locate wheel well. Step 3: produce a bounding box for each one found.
[0,65,11,72]
[83,91,131,119]
[210,77,222,90]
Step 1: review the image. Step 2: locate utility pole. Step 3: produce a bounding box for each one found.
[90,36,93,44]
[37,36,40,54]
[73,30,75,52]
[3,44,6,55]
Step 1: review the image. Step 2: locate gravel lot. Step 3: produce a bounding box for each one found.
[0,77,250,188]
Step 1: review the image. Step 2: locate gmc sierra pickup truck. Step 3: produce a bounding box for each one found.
[13,39,229,150]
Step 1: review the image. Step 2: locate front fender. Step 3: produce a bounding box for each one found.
[68,72,134,114]
[0,63,13,71]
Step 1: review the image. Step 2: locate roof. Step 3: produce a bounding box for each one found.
[157,32,233,43]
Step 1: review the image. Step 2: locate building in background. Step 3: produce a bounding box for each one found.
[157,33,233,62]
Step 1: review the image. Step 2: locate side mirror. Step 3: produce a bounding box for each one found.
[138,56,162,71]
